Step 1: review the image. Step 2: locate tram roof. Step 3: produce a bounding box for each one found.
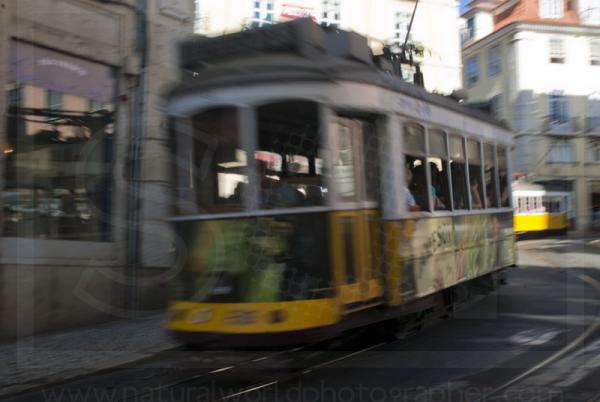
[168,19,508,130]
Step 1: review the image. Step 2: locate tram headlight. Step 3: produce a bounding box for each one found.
[269,309,287,324]
[188,309,213,324]
[168,307,188,321]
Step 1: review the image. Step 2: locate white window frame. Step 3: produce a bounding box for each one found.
[467,16,475,39]
[548,138,575,163]
[549,37,566,63]
[539,0,564,18]
[591,39,600,66]
[250,0,274,28]
[392,10,412,46]
[588,138,600,162]
[467,57,479,86]
[549,92,569,126]
[320,0,341,28]
[488,45,502,77]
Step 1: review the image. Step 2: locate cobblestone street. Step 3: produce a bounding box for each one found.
[0,315,175,397]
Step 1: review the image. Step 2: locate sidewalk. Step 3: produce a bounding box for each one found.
[0,314,177,397]
[517,235,600,270]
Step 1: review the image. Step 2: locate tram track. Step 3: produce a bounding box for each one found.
[198,262,600,402]
[105,300,449,402]
[204,297,471,401]
[465,252,600,401]
[11,261,590,402]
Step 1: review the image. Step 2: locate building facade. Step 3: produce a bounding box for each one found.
[195,0,463,94]
[461,0,600,231]
[0,0,194,340]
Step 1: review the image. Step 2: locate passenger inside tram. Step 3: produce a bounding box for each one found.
[404,167,420,211]
[428,161,447,210]
[470,176,484,209]
[405,157,430,211]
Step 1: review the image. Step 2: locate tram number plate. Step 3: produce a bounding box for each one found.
[226,310,258,325]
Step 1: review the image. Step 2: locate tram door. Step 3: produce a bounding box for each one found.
[330,117,383,311]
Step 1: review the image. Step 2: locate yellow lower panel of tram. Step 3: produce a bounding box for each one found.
[514,213,568,232]
[167,299,340,334]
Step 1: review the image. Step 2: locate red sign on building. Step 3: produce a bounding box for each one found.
[280,4,317,20]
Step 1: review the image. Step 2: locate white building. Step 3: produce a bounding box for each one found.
[461,0,600,231]
[195,0,463,94]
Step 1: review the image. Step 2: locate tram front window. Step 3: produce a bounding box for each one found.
[191,107,247,213]
[173,213,332,303]
[257,102,326,208]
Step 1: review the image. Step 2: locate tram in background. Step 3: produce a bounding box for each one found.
[513,181,569,234]
[164,19,516,348]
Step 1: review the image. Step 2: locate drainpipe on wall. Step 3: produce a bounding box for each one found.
[97,0,147,315]
[126,0,148,315]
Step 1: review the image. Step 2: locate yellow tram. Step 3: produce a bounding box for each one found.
[513,182,569,234]
[165,20,516,347]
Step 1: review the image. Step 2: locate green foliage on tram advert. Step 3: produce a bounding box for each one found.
[172,213,332,303]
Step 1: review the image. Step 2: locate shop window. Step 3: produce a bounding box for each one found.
[467,139,484,209]
[3,42,115,241]
[404,123,429,211]
[484,143,499,208]
[427,129,450,210]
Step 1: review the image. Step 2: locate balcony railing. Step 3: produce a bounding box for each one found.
[586,117,600,133]
[541,116,581,134]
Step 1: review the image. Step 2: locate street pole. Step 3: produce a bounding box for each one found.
[126,0,148,315]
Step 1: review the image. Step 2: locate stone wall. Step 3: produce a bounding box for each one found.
[0,0,194,340]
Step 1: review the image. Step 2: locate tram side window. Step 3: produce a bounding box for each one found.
[467,139,484,209]
[404,123,429,211]
[484,143,499,208]
[256,101,325,208]
[192,107,246,212]
[497,146,510,207]
[363,121,380,203]
[449,135,469,209]
[517,197,523,213]
[427,129,450,210]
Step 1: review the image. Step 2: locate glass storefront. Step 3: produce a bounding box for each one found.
[2,41,115,241]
